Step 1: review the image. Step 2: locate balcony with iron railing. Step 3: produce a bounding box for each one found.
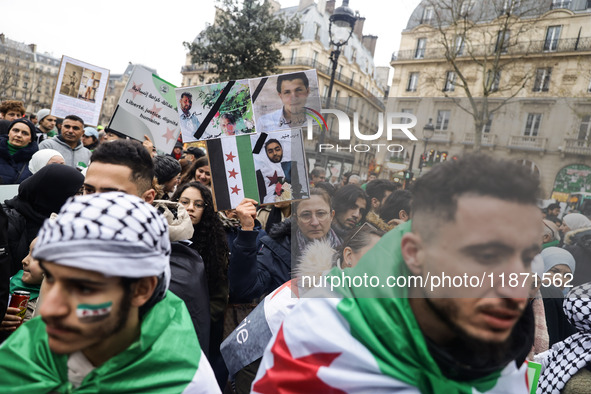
[391,37,591,62]
[280,57,385,110]
[562,138,591,156]
[461,132,497,147]
[507,135,547,152]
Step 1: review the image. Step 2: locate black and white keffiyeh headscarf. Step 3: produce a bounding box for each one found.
[538,283,591,393]
[33,192,171,294]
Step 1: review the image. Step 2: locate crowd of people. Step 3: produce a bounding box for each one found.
[0,99,590,393]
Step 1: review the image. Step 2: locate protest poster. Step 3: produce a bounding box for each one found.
[107,66,181,153]
[249,70,322,133]
[51,55,109,127]
[175,79,255,142]
[207,128,309,211]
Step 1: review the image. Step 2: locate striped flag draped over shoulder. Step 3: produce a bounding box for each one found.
[0,292,220,393]
[207,135,260,211]
[252,222,537,394]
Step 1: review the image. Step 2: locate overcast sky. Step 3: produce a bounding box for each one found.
[1,0,421,86]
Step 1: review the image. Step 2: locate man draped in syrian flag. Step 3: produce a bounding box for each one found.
[253,155,544,393]
[0,193,219,393]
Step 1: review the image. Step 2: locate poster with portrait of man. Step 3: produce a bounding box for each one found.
[51,55,109,127]
[175,79,255,142]
[207,128,309,211]
[249,70,322,133]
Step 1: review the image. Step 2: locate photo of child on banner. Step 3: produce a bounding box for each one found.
[206,128,310,211]
[250,70,322,133]
[175,79,255,142]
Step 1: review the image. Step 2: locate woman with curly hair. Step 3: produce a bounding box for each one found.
[171,181,228,386]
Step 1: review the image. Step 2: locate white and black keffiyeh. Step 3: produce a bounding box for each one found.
[537,283,591,393]
[33,192,171,291]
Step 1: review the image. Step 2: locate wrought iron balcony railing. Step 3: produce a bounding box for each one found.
[391,37,591,62]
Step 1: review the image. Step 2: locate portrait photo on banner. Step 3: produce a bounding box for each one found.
[206,128,310,211]
[175,79,255,142]
[250,70,321,133]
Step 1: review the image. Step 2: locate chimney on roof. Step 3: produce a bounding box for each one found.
[0,33,5,44]
[318,0,327,15]
[325,0,335,15]
[28,43,37,53]
[362,35,378,57]
[353,17,365,40]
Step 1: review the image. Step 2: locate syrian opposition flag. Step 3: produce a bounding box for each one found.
[76,301,112,323]
[207,135,260,211]
[221,280,299,378]
[252,222,540,394]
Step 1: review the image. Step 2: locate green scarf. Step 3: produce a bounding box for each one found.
[0,291,203,393]
[542,239,560,249]
[9,270,41,300]
[327,221,504,393]
[7,141,25,155]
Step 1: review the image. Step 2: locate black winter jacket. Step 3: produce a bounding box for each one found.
[168,242,211,356]
[228,220,292,302]
[0,135,37,185]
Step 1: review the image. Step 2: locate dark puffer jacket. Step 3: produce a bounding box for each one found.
[0,135,38,185]
[228,219,292,302]
[564,227,591,287]
[4,164,84,275]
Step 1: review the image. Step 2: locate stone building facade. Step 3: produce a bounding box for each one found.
[0,33,60,116]
[390,0,591,199]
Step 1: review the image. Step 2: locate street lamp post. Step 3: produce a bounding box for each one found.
[404,143,417,190]
[315,0,358,169]
[419,118,435,175]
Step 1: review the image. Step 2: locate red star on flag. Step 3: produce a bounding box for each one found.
[228,168,238,179]
[128,82,143,100]
[266,171,280,186]
[225,151,236,162]
[162,127,176,144]
[231,185,241,195]
[270,279,299,299]
[149,104,162,120]
[252,326,344,393]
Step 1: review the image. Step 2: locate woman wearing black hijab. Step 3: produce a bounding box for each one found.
[0,118,38,184]
[3,164,84,275]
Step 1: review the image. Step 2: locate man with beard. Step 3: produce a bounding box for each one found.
[179,92,201,139]
[256,138,302,204]
[252,154,542,393]
[331,184,369,240]
[0,192,219,392]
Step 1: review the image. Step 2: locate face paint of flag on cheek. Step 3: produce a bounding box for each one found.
[76,301,113,323]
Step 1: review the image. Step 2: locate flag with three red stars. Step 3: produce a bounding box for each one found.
[207,135,260,211]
